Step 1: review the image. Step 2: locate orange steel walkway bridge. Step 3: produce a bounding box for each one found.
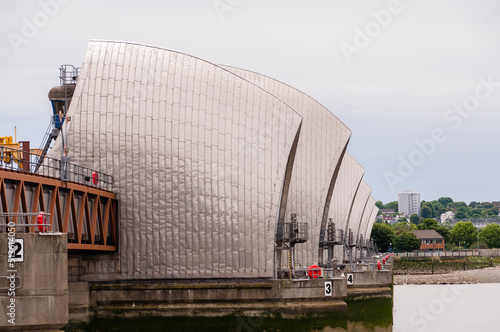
[0,146,117,251]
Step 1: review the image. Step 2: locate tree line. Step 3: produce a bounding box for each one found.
[371,218,500,253]
[376,197,499,219]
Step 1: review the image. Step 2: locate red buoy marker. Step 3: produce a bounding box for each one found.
[37,211,46,232]
[307,264,320,279]
[92,171,99,185]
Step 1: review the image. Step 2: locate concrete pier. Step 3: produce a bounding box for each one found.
[0,233,68,331]
[66,259,393,322]
[345,261,393,299]
[69,277,347,319]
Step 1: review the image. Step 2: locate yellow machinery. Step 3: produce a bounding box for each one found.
[0,136,21,164]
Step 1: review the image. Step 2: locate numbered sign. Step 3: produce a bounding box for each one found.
[347,273,354,285]
[8,238,24,263]
[324,281,332,296]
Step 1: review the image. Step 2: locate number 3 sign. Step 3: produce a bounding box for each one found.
[324,281,332,296]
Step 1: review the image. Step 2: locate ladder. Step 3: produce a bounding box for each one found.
[33,118,60,173]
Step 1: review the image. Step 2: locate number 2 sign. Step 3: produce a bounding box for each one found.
[8,238,24,263]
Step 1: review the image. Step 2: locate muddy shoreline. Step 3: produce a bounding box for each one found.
[393,265,500,285]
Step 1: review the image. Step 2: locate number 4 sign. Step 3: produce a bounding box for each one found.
[324,281,332,296]
[8,238,24,263]
[347,273,354,285]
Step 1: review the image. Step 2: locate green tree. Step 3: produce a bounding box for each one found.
[480,224,500,248]
[393,221,416,233]
[441,220,453,230]
[451,221,477,248]
[386,201,398,211]
[471,209,482,218]
[454,201,468,209]
[370,223,394,252]
[394,231,421,252]
[418,218,439,230]
[410,214,420,225]
[436,226,452,244]
[375,201,385,210]
[431,201,445,217]
[486,207,499,216]
[438,197,453,207]
[455,206,468,219]
[421,205,432,218]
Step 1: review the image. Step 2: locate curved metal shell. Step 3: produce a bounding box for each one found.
[222,66,352,268]
[364,207,380,245]
[49,41,303,279]
[327,154,365,262]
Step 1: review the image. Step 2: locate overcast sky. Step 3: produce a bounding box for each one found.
[1,0,499,204]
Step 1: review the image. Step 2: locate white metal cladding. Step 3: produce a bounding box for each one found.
[364,206,379,244]
[221,65,352,269]
[48,41,303,280]
[327,154,364,262]
[357,196,376,244]
[346,182,371,261]
[345,181,371,243]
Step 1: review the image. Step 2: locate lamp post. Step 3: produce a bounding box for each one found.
[477,231,479,252]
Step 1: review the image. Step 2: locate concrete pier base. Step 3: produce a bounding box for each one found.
[346,270,392,287]
[347,287,392,299]
[64,261,393,323]
[95,300,348,319]
[344,262,393,299]
[75,277,347,320]
[68,282,90,323]
[0,233,68,331]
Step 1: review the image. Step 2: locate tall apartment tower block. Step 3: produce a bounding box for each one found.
[398,190,421,216]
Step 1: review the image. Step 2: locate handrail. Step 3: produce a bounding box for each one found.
[0,212,52,233]
[0,145,113,191]
[393,249,500,258]
[0,276,21,290]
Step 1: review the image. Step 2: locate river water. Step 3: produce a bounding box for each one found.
[66,298,393,332]
[393,283,500,332]
[67,283,500,331]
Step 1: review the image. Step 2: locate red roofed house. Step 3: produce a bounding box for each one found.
[411,230,445,252]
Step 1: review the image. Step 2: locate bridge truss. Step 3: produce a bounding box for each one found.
[0,169,117,251]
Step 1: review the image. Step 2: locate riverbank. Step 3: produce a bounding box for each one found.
[394,265,500,285]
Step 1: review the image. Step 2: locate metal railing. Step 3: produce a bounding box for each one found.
[60,64,80,85]
[0,276,21,290]
[276,267,343,280]
[276,254,391,280]
[394,249,500,258]
[0,145,113,191]
[0,212,52,233]
[276,222,308,243]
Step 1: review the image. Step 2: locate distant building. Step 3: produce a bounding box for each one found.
[398,190,421,216]
[379,209,396,223]
[440,211,454,223]
[411,230,445,252]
